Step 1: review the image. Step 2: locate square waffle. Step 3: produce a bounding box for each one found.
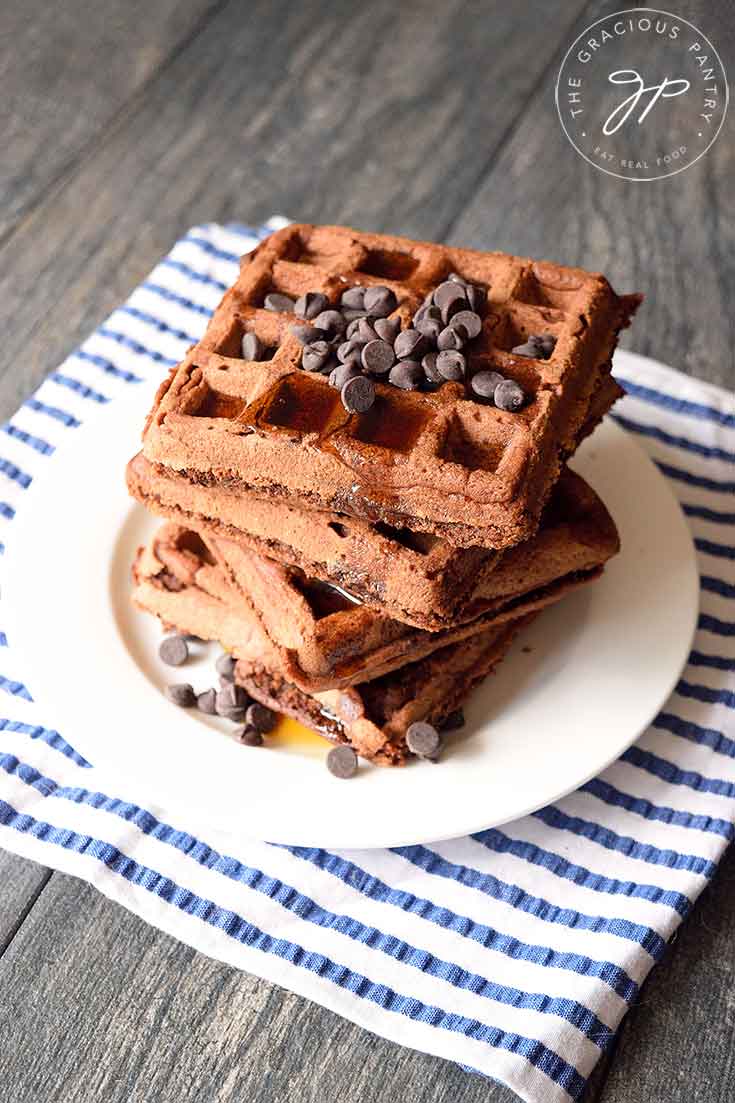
[131,534,530,766]
[132,469,618,692]
[141,224,640,549]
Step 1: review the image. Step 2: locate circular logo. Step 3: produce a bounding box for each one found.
[555,8,728,181]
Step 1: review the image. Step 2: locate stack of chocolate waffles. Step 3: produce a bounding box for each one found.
[127,224,640,772]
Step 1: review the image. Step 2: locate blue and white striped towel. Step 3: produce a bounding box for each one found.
[1,220,734,1103]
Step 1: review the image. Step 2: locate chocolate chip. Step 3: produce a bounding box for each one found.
[494,378,526,412]
[264,292,295,313]
[447,272,469,286]
[197,688,217,715]
[422,351,443,384]
[357,317,379,344]
[436,349,466,381]
[215,683,249,721]
[361,339,395,376]
[294,291,329,320]
[440,708,465,732]
[312,310,346,338]
[301,340,332,372]
[326,744,358,778]
[337,338,363,363]
[373,317,400,343]
[449,310,482,340]
[437,326,464,351]
[219,674,235,690]
[341,286,366,310]
[511,340,542,358]
[415,316,441,342]
[511,333,556,360]
[433,281,467,322]
[389,360,423,390]
[466,284,486,313]
[341,307,368,323]
[245,702,277,732]
[290,323,323,345]
[471,370,504,399]
[394,328,427,361]
[166,683,196,708]
[536,333,557,358]
[341,375,375,414]
[406,721,442,760]
[241,332,264,361]
[328,362,362,390]
[363,285,397,318]
[238,726,264,747]
[345,318,363,339]
[159,635,188,667]
[216,653,236,682]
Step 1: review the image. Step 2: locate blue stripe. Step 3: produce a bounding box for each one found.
[50,373,110,403]
[623,745,735,799]
[0,796,588,1096]
[73,349,143,383]
[0,458,31,489]
[160,257,229,292]
[677,678,735,710]
[617,377,735,429]
[284,846,638,1001]
[701,575,735,600]
[533,806,712,880]
[2,423,55,455]
[97,326,178,367]
[0,632,6,646]
[695,537,735,561]
[684,503,735,525]
[698,613,735,638]
[392,845,665,960]
[658,461,735,495]
[613,412,735,463]
[0,674,32,701]
[140,281,215,319]
[183,232,243,264]
[581,777,733,841]
[118,305,201,346]
[470,827,690,909]
[0,501,16,519]
[688,649,735,672]
[23,397,81,427]
[0,720,90,766]
[654,712,735,758]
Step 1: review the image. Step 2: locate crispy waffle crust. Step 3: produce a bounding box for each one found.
[132,469,618,692]
[128,375,622,629]
[142,224,640,548]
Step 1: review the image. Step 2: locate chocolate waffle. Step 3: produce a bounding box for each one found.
[141,224,640,548]
[131,536,530,764]
[133,469,617,692]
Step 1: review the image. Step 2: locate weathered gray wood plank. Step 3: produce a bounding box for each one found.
[0,0,588,421]
[0,872,519,1103]
[0,851,50,954]
[0,0,221,243]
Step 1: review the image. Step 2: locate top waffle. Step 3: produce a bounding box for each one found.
[142,224,640,548]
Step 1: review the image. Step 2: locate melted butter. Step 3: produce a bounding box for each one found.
[272,715,328,758]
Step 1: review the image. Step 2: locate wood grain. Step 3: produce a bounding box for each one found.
[0,851,50,955]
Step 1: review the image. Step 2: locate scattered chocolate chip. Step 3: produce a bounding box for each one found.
[159,635,188,667]
[216,683,249,721]
[301,340,332,372]
[361,339,395,376]
[245,702,277,732]
[341,286,366,310]
[449,310,482,340]
[363,285,397,318]
[373,317,400,343]
[290,323,323,345]
[406,720,442,760]
[216,653,236,682]
[166,683,196,708]
[294,291,329,320]
[422,351,443,384]
[394,328,427,361]
[357,317,379,344]
[238,726,264,747]
[471,370,504,399]
[241,332,264,361]
[327,744,358,778]
[341,374,375,414]
[264,292,295,313]
[440,708,465,732]
[312,309,346,338]
[388,360,423,390]
[436,349,466,381]
[494,378,526,412]
[328,362,362,390]
[197,688,217,715]
[437,325,464,351]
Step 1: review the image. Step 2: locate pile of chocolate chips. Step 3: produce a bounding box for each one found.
[257,279,557,416]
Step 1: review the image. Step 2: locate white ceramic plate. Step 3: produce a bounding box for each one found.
[4,351,699,849]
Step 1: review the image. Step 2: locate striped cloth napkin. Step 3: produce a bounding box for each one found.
[1,220,733,1103]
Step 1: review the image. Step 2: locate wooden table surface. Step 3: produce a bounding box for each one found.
[1,2,733,1100]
